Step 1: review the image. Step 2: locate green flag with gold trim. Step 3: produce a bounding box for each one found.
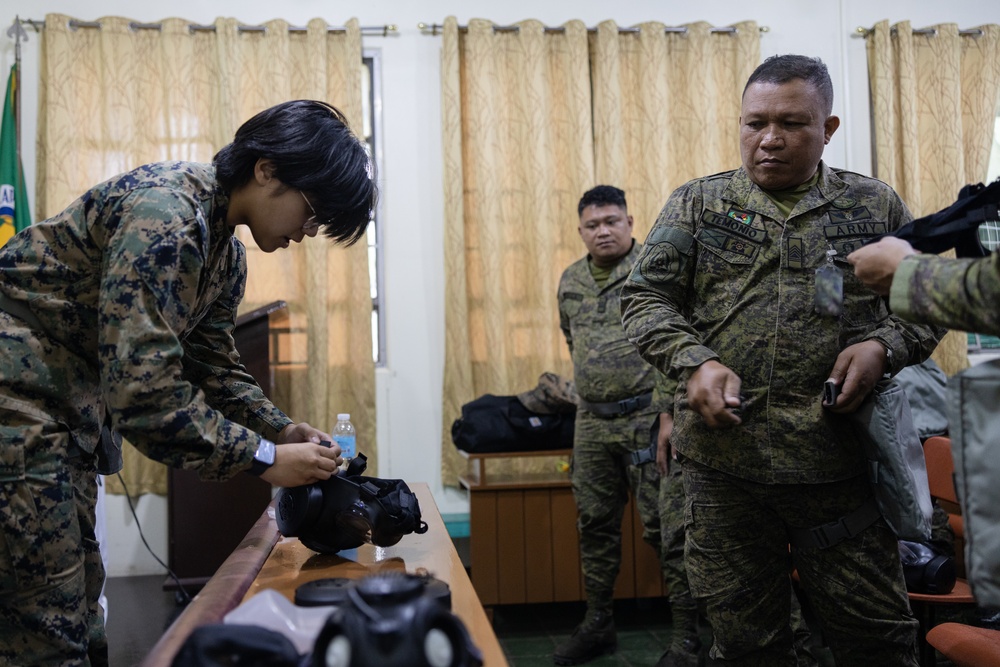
[1,64,30,247]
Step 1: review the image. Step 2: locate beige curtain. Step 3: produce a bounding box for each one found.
[440,17,594,485]
[867,20,1000,376]
[591,20,759,241]
[440,17,761,486]
[38,13,375,494]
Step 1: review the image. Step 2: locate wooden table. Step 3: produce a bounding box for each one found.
[142,483,507,666]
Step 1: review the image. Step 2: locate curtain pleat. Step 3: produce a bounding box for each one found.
[440,17,594,486]
[591,20,759,241]
[38,13,375,494]
[868,20,1000,376]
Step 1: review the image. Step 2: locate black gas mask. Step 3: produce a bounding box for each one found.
[899,540,956,595]
[309,572,483,667]
[276,453,429,554]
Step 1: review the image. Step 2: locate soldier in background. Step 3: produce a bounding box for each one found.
[554,185,701,666]
[0,100,375,665]
[621,55,942,664]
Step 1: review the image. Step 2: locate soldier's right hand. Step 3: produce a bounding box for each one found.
[688,360,743,429]
[655,412,674,476]
[259,441,342,487]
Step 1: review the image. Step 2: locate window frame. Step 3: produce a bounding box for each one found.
[362,48,387,366]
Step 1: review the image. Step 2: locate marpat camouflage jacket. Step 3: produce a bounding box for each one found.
[0,162,290,480]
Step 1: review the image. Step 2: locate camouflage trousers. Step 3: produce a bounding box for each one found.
[571,407,662,615]
[682,457,918,666]
[659,458,696,617]
[0,313,108,666]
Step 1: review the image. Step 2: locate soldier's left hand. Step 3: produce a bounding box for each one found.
[823,340,887,413]
[277,422,332,445]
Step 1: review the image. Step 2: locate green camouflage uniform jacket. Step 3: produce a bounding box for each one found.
[559,240,656,404]
[0,162,290,480]
[891,250,1000,336]
[621,163,942,484]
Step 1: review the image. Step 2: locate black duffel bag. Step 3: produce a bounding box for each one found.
[451,394,574,454]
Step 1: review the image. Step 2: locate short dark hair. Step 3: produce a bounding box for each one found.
[743,55,834,117]
[578,185,627,217]
[214,100,377,246]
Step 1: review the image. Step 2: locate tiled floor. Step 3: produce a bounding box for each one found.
[490,598,680,667]
[105,574,186,666]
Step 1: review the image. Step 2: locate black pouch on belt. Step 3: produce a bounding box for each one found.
[97,421,124,475]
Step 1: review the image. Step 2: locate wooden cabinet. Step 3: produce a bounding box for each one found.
[459,449,666,607]
[166,301,288,590]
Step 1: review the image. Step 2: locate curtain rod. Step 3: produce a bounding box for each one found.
[14,17,399,37]
[854,25,984,38]
[417,22,769,36]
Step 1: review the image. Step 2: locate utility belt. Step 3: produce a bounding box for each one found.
[788,496,881,550]
[578,390,655,467]
[579,391,653,418]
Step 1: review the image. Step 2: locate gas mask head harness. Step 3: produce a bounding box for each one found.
[276,453,429,554]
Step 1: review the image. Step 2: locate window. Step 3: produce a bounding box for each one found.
[980,111,1000,253]
[968,109,1000,353]
[362,49,386,365]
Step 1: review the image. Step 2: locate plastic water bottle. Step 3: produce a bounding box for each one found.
[332,414,356,460]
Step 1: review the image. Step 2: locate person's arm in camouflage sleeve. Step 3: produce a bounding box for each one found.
[179,253,292,439]
[848,227,1000,337]
[890,251,1000,336]
[99,191,338,483]
[176,251,339,485]
[558,274,574,354]
[891,251,1000,337]
[181,255,337,466]
[621,183,742,429]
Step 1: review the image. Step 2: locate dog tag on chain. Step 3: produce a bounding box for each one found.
[814,249,843,317]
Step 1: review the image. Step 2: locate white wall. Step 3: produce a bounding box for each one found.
[2,0,998,577]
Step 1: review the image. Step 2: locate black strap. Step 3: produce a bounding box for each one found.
[875,178,1000,258]
[788,497,881,550]
[627,442,657,467]
[579,391,653,417]
[0,292,43,329]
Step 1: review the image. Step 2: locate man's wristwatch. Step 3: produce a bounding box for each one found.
[880,341,894,377]
[248,438,276,476]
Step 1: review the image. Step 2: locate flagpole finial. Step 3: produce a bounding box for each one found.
[6,17,30,43]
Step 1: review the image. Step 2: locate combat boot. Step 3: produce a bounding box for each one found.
[654,636,702,667]
[552,611,616,665]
